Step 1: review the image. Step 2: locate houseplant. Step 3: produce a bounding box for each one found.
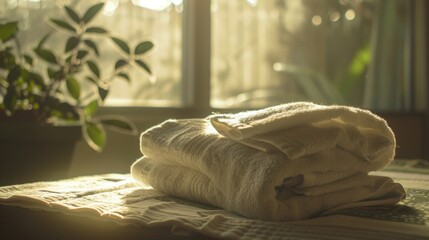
[0,3,153,184]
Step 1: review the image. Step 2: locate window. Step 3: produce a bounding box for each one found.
[2,0,426,111]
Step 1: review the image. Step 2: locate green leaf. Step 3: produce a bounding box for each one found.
[85,27,107,34]
[54,101,80,120]
[116,72,130,82]
[135,59,151,74]
[0,50,16,69]
[49,19,77,33]
[114,59,128,70]
[0,21,19,42]
[66,76,80,100]
[3,85,17,112]
[76,50,89,60]
[85,76,98,85]
[86,60,100,79]
[83,39,99,56]
[111,37,130,55]
[7,66,21,82]
[134,41,154,55]
[34,48,57,64]
[29,73,46,90]
[37,33,52,49]
[65,36,80,53]
[84,99,99,116]
[64,6,81,24]
[83,121,106,152]
[338,45,371,100]
[82,3,105,24]
[99,117,138,135]
[23,54,33,66]
[19,68,29,80]
[47,67,57,79]
[98,86,109,101]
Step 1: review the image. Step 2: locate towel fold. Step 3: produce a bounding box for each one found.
[210,102,395,167]
[131,102,405,221]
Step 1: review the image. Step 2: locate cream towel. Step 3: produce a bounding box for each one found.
[132,105,405,221]
[210,102,395,169]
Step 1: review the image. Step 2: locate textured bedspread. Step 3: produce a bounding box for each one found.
[0,167,428,239]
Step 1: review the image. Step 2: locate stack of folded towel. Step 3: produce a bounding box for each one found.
[131,102,405,221]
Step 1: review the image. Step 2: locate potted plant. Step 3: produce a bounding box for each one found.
[0,3,153,184]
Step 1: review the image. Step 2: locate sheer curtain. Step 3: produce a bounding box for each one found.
[363,0,427,112]
[211,0,427,112]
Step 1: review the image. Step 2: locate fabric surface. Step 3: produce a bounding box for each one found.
[0,171,428,240]
[132,103,405,221]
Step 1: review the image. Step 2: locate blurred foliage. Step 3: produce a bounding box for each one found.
[0,2,153,152]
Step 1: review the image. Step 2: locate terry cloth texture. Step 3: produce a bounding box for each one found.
[131,102,405,221]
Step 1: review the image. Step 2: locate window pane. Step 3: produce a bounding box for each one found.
[211,0,420,111]
[1,0,183,107]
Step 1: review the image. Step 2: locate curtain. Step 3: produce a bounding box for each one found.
[364,0,426,112]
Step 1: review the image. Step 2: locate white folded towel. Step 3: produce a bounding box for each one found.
[131,103,405,221]
[210,102,395,169]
